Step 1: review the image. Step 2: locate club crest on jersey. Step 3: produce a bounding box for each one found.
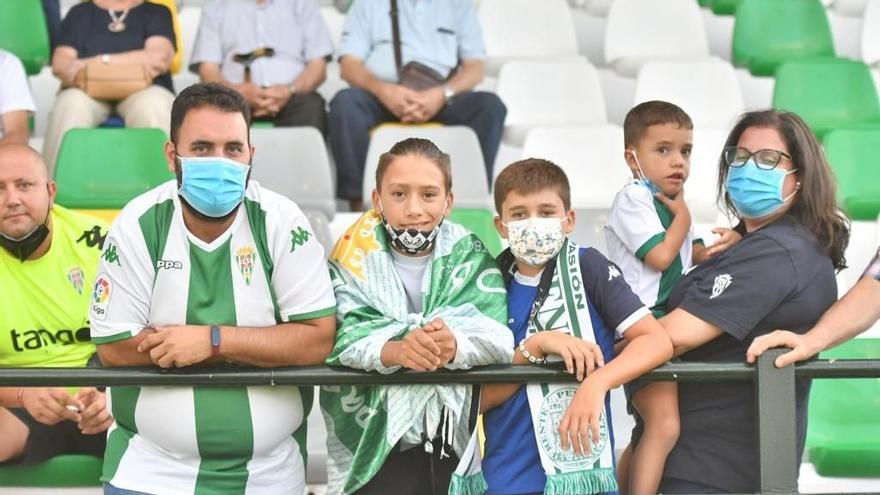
[91,275,112,320]
[235,246,256,285]
[67,267,84,295]
[710,273,732,300]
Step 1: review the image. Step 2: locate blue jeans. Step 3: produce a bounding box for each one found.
[103,483,153,495]
[328,87,506,200]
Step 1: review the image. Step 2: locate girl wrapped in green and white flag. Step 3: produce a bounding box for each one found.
[320,138,514,495]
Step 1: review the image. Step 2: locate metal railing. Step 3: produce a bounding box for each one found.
[2,349,879,495]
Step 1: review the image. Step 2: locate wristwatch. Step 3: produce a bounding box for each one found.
[443,84,455,103]
[210,325,222,357]
[101,53,110,64]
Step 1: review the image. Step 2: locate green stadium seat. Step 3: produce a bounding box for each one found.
[54,128,173,209]
[807,338,880,477]
[251,121,275,129]
[448,208,503,257]
[711,0,743,15]
[821,127,880,220]
[733,0,834,76]
[0,454,102,487]
[0,0,51,76]
[773,59,880,139]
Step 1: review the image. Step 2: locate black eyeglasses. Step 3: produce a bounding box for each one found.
[722,146,791,170]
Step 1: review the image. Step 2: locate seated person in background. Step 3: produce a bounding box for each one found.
[0,144,111,467]
[43,0,176,174]
[606,101,740,495]
[322,138,513,495]
[190,0,334,135]
[329,0,506,210]
[474,159,672,495]
[0,50,36,147]
[748,246,880,368]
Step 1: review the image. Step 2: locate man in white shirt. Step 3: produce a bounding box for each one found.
[0,50,37,146]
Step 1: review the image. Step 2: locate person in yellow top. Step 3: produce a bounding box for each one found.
[0,144,112,466]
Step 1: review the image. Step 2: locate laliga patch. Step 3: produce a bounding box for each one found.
[90,275,112,321]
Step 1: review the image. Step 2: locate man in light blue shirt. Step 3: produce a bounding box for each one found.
[329,0,505,210]
[190,0,334,134]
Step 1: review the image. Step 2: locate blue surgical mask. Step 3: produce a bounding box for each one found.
[725,160,798,219]
[177,156,250,218]
[628,149,661,194]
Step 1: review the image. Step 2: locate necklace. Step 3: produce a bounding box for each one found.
[107,8,130,33]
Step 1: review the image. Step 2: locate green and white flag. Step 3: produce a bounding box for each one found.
[321,211,513,495]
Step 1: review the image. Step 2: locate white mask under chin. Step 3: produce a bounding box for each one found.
[503,217,566,266]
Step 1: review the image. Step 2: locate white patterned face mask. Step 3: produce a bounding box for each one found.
[503,217,566,267]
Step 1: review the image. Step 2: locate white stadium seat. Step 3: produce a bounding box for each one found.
[634,59,744,130]
[861,0,880,66]
[687,128,728,224]
[521,125,631,253]
[495,59,607,146]
[834,0,870,16]
[605,0,712,77]
[478,0,580,76]
[250,127,336,221]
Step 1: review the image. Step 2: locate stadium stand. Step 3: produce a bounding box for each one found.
[2,0,880,491]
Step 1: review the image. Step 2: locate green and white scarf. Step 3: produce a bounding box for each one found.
[452,238,618,495]
[320,211,513,495]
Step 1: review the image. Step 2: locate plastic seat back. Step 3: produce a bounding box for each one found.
[54,128,172,209]
[733,0,834,76]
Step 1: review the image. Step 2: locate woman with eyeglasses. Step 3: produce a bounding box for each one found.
[653,110,850,494]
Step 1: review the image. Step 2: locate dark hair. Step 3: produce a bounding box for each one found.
[623,100,693,148]
[493,158,571,213]
[375,138,452,191]
[719,110,850,270]
[169,83,251,145]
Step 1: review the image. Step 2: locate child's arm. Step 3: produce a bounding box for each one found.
[643,192,692,271]
[480,332,605,413]
[558,315,673,456]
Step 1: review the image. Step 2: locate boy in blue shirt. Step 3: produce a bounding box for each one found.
[474,159,673,495]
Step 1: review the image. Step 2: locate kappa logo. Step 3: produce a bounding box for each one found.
[710,273,733,300]
[290,227,311,252]
[608,264,621,281]
[101,242,121,266]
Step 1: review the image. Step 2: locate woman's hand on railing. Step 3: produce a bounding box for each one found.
[746,330,820,368]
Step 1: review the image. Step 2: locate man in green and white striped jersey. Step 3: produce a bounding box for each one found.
[90,83,337,495]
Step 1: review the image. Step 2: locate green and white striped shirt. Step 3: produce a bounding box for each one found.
[90,180,335,494]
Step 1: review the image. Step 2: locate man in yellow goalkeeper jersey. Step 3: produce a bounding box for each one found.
[0,144,111,466]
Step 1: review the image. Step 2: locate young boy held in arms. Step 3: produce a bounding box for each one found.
[606,101,740,494]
